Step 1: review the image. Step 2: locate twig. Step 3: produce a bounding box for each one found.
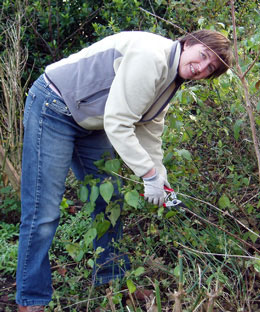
[178,243,260,261]
[206,289,221,312]
[177,204,260,254]
[178,192,260,240]
[59,8,102,48]
[106,287,117,312]
[242,50,260,79]
[112,170,260,240]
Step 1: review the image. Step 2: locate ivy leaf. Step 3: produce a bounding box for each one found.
[125,190,139,208]
[84,228,97,248]
[79,185,88,202]
[218,194,231,209]
[100,181,114,204]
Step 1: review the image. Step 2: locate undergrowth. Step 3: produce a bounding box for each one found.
[1,74,259,310]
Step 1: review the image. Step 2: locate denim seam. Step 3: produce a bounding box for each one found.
[73,145,89,178]
[20,102,49,304]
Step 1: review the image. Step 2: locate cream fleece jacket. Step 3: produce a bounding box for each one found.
[45,31,182,177]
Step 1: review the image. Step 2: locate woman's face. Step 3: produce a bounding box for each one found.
[178,43,221,80]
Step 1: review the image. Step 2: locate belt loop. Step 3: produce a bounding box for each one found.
[43,74,51,87]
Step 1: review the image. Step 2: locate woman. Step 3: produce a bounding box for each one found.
[17,29,232,311]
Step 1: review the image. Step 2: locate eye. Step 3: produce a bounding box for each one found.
[200,51,206,59]
[208,64,215,74]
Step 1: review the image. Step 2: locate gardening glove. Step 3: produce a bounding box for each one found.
[143,172,170,206]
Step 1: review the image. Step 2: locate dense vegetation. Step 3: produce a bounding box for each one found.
[0,0,260,311]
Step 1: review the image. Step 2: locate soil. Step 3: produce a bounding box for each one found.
[0,276,16,312]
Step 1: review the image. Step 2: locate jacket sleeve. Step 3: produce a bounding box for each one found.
[104,48,168,177]
[134,108,168,179]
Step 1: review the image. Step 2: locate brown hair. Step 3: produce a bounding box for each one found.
[179,30,233,78]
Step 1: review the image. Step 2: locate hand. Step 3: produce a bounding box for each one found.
[143,173,170,206]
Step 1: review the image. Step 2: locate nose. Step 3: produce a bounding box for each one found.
[199,60,210,73]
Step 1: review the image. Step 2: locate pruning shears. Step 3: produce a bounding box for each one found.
[163,186,183,208]
[140,186,186,209]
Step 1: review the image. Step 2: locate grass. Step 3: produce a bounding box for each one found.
[2,178,259,312]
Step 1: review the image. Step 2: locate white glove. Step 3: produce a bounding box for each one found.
[143,172,170,206]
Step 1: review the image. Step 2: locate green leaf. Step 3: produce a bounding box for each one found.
[105,159,121,173]
[158,207,164,217]
[100,181,114,204]
[125,190,140,208]
[84,201,95,215]
[60,197,69,209]
[65,243,83,261]
[107,205,121,227]
[90,185,99,204]
[253,260,260,273]
[126,279,136,294]
[176,149,192,161]
[257,101,260,113]
[79,185,88,202]
[133,266,145,277]
[173,264,180,277]
[218,194,231,209]
[112,293,123,304]
[84,228,97,248]
[96,220,111,239]
[233,119,243,141]
[248,232,259,244]
[163,152,173,164]
[165,211,177,219]
[87,258,94,268]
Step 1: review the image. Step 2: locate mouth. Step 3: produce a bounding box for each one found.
[190,64,195,75]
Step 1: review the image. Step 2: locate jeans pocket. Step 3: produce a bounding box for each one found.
[23,89,36,128]
[46,98,71,116]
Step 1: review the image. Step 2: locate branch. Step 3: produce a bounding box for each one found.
[0,144,20,193]
[179,204,260,254]
[242,49,260,79]
[59,8,102,48]
[230,0,260,183]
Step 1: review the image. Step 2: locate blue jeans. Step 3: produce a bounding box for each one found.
[16,75,130,306]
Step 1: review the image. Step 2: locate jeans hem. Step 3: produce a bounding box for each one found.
[16,298,51,306]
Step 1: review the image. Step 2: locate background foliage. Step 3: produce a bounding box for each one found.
[0,0,260,311]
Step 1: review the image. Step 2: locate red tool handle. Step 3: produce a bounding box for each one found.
[164,186,174,192]
[140,186,174,197]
